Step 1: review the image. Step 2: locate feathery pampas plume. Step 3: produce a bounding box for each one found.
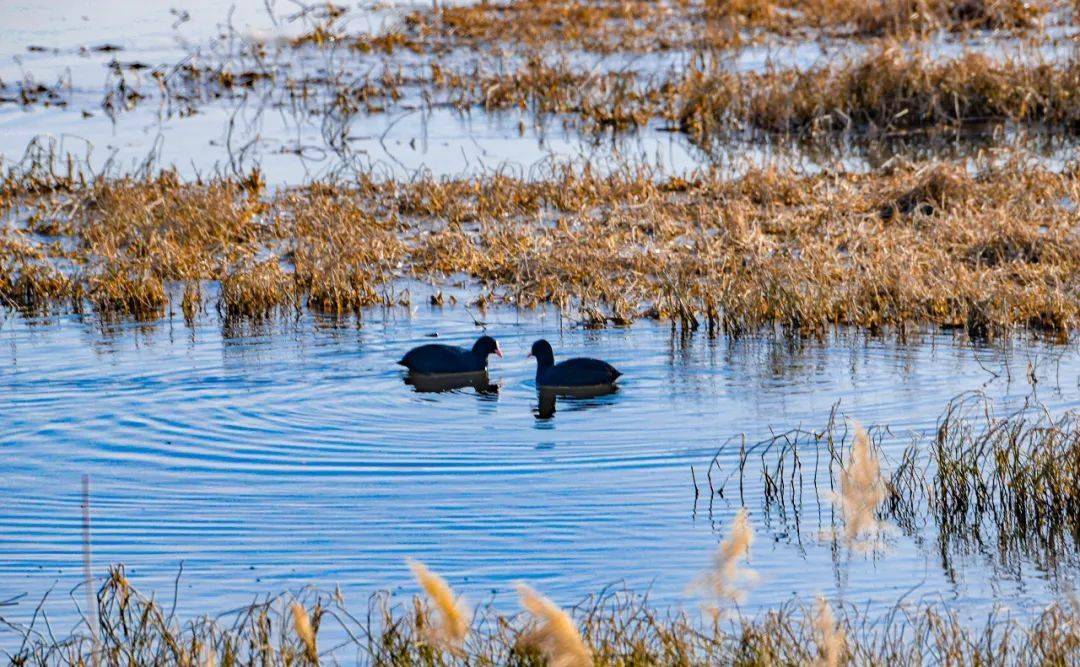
[290,601,318,664]
[516,583,592,667]
[813,595,846,667]
[407,558,471,650]
[834,422,886,548]
[698,507,757,614]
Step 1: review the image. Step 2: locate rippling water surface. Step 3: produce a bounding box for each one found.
[3,1,1080,650]
[2,301,1078,647]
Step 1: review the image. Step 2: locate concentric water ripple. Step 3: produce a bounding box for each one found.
[2,305,1078,648]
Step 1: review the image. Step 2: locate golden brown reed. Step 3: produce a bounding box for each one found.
[2,161,1078,337]
[697,507,757,613]
[406,558,470,651]
[78,15,1080,143]
[19,562,1080,665]
[833,424,887,547]
[680,46,1080,138]
[813,595,847,667]
[516,583,592,667]
[290,601,319,664]
[87,264,167,319]
[219,261,296,319]
[285,0,1054,57]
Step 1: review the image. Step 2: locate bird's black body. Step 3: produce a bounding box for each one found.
[529,339,622,388]
[398,336,502,374]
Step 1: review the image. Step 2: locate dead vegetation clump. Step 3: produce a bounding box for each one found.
[7,565,1080,665]
[681,47,1080,138]
[277,186,408,314]
[71,171,267,281]
[219,260,297,319]
[279,0,1054,58]
[771,0,1049,35]
[706,392,1080,570]
[87,264,167,319]
[1,161,1077,337]
[403,0,706,53]
[931,393,1080,565]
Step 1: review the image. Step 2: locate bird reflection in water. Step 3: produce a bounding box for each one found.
[404,371,499,395]
[534,385,619,419]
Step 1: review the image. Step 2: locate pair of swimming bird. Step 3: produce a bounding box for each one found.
[398,336,622,387]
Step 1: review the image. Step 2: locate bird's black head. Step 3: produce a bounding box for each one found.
[528,339,555,368]
[472,335,503,359]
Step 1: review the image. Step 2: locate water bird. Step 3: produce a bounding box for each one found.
[528,339,621,388]
[398,335,502,374]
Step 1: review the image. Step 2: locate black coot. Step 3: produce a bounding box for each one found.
[398,335,502,374]
[528,339,621,387]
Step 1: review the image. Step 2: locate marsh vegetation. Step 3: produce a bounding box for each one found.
[3,0,1080,663]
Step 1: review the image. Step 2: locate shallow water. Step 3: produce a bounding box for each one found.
[1,299,1078,647]
[3,1,1079,184]
[4,0,1080,654]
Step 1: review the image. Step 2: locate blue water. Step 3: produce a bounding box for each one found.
[3,0,1080,653]
[1,300,1078,648]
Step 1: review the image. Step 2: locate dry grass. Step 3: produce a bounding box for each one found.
[79,15,1080,143]
[696,508,758,613]
[517,584,592,667]
[2,160,1077,337]
[219,260,296,319]
[278,0,1057,57]
[931,392,1080,567]
[707,392,1080,572]
[289,601,319,664]
[833,423,887,547]
[680,46,1080,138]
[7,566,1079,665]
[813,595,846,667]
[408,559,470,652]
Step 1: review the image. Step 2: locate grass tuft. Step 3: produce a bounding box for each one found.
[517,583,593,667]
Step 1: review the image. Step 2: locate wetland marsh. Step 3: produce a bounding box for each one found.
[2,0,1080,664]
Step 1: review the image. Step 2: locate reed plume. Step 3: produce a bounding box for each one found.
[834,423,886,548]
[407,558,471,650]
[813,596,846,667]
[290,601,318,664]
[516,583,592,667]
[699,507,757,613]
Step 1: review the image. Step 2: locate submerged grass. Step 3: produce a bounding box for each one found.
[1,160,1078,337]
[705,392,1080,572]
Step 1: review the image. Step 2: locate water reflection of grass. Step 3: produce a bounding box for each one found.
[702,392,1080,573]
